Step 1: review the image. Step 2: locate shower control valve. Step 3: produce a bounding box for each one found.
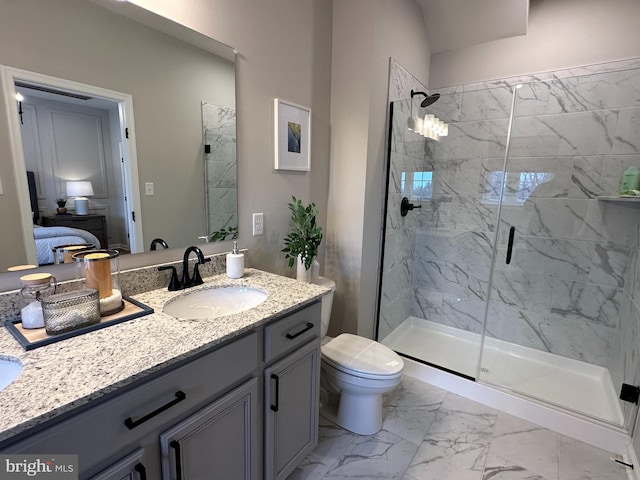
[401,197,421,217]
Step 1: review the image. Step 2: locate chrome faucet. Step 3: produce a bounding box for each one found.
[180,246,211,288]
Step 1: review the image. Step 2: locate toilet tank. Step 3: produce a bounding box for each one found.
[314,276,335,338]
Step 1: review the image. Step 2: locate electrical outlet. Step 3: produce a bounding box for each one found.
[253,213,264,236]
[145,182,154,196]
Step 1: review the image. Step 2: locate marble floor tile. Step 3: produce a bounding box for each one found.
[291,376,631,480]
[558,435,628,480]
[381,375,447,444]
[321,429,418,479]
[485,413,560,480]
[287,417,356,480]
[405,430,490,480]
[482,458,550,480]
[405,392,497,480]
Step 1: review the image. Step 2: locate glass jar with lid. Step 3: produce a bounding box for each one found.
[19,273,57,329]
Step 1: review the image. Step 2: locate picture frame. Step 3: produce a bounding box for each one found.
[274,98,311,171]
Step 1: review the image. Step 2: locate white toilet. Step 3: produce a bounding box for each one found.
[315,277,404,435]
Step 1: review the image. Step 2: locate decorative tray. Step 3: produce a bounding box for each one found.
[4,296,154,351]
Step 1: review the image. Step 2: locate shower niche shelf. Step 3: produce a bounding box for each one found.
[596,196,640,203]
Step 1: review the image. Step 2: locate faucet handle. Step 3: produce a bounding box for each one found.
[158,265,182,291]
[180,267,192,289]
[192,263,207,286]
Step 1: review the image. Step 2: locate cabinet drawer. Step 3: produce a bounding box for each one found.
[4,332,258,475]
[264,302,320,364]
[65,218,102,230]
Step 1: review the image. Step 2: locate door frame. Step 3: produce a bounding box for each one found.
[0,65,144,257]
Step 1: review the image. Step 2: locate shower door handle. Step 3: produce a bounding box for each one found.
[505,227,515,264]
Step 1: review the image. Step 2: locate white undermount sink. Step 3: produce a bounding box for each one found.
[163,286,268,320]
[0,357,23,391]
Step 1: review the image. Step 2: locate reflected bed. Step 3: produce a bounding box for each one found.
[34,225,101,265]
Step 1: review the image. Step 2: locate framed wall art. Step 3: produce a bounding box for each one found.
[274,98,311,171]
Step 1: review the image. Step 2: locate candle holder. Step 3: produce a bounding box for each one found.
[52,243,95,264]
[73,249,124,316]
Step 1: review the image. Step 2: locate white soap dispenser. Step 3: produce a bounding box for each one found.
[226,241,244,279]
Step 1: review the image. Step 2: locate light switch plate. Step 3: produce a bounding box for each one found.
[145,182,154,196]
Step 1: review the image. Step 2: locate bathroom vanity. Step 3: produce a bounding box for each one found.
[0,268,326,480]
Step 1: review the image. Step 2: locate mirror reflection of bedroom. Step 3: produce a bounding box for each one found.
[19,80,131,266]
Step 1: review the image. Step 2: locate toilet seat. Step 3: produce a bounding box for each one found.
[321,333,403,380]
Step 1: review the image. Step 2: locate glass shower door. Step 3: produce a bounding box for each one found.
[378,85,512,378]
[478,69,640,430]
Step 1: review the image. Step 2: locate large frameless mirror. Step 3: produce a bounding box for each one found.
[0,0,237,272]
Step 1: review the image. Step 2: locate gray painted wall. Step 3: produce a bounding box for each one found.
[430,0,640,88]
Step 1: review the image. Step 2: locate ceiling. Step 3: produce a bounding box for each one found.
[416,0,530,54]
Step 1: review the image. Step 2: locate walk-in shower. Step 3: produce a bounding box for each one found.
[377,66,640,435]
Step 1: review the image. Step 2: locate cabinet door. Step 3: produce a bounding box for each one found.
[159,378,258,480]
[88,448,147,480]
[264,340,320,480]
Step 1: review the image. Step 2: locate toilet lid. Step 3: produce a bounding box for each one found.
[322,333,403,378]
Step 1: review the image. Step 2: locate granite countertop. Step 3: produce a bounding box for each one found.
[0,268,328,444]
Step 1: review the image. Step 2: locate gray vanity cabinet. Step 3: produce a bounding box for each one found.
[1,300,323,480]
[159,378,258,480]
[2,332,259,479]
[263,303,321,480]
[88,448,146,480]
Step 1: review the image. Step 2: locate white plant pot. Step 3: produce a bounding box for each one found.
[296,255,311,283]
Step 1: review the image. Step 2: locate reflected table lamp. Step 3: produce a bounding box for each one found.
[66,181,94,216]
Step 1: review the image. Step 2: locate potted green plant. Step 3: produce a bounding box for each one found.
[282,196,322,282]
[55,198,67,214]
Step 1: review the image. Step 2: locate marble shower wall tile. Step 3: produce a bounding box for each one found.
[458,85,513,122]
[494,237,592,282]
[612,106,640,154]
[430,195,499,232]
[413,259,489,302]
[414,228,494,268]
[389,58,428,103]
[484,303,615,366]
[428,118,509,160]
[412,289,487,334]
[509,110,619,158]
[490,270,554,314]
[485,304,550,353]
[496,200,637,251]
[549,280,623,327]
[536,316,615,367]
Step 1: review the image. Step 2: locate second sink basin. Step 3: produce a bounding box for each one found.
[0,357,23,391]
[163,286,268,320]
